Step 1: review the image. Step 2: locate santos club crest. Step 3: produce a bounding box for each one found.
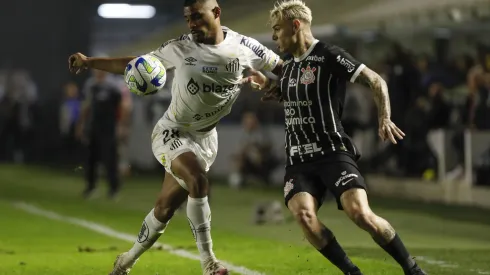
[300,65,316,85]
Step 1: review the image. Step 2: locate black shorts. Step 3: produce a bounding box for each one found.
[283,152,367,210]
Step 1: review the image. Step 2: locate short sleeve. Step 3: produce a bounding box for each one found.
[240,36,280,72]
[324,44,365,83]
[148,39,182,70]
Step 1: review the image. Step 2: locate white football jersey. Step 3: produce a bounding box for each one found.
[149,27,280,131]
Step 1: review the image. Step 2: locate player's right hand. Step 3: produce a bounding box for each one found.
[68,52,89,74]
[379,117,405,144]
[241,69,283,102]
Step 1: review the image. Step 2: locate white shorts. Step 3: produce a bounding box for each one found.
[151,123,218,190]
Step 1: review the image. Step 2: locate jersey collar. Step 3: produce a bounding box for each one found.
[294,39,319,62]
[189,26,231,48]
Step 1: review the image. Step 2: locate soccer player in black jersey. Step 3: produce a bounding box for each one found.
[243,1,427,274]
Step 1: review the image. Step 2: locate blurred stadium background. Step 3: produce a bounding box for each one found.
[1,0,490,274]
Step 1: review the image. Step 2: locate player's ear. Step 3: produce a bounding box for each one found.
[292,19,301,34]
[212,7,221,18]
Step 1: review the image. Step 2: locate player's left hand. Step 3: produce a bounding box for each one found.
[379,118,405,144]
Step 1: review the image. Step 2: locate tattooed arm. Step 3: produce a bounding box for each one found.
[354,67,404,144]
[322,43,404,143]
[354,67,391,121]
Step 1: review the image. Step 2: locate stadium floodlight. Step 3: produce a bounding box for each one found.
[98,3,156,19]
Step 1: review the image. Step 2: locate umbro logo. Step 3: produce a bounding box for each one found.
[185,57,197,66]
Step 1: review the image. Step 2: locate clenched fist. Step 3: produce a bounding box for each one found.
[68,52,89,74]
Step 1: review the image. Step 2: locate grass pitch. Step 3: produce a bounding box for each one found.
[1,165,489,275]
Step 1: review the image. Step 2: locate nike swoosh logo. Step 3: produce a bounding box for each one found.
[341,178,354,186]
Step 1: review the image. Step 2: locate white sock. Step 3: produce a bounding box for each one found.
[127,208,168,261]
[186,196,215,262]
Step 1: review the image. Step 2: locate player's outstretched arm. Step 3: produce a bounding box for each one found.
[68,52,136,75]
[354,67,405,144]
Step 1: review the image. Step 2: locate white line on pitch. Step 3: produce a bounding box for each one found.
[416,256,490,274]
[13,201,265,275]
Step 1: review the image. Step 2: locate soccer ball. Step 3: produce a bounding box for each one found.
[124,55,167,96]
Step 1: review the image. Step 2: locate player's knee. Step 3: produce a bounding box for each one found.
[292,208,317,229]
[186,172,209,198]
[153,203,176,223]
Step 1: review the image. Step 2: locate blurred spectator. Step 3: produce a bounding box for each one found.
[415,54,435,95]
[402,97,438,177]
[59,81,83,164]
[385,42,419,117]
[60,82,81,135]
[398,82,448,179]
[427,82,451,129]
[369,43,419,175]
[228,112,278,188]
[450,71,490,181]
[77,70,129,200]
[472,47,490,185]
[343,84,372,137]
[474,146,490,187]
[473,73,490,130]
[449,55,474,88]
[115,78,133,177]
[466,44,490,127]
[0,70,38,163]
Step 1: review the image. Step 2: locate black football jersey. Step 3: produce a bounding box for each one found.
[279,41,365,166]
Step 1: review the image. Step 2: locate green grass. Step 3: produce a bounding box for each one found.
[1,165,490,275]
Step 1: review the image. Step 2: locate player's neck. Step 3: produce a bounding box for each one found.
[203,27,225,45]
[292,33,315,58]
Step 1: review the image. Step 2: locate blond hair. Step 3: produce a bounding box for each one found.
[269,0,312,25]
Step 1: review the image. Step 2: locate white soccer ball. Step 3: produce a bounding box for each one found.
[124,54,167,96]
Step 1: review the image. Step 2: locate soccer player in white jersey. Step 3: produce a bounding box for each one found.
[68,0,282,274]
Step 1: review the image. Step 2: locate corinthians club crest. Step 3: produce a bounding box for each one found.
[300,65,316,85]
